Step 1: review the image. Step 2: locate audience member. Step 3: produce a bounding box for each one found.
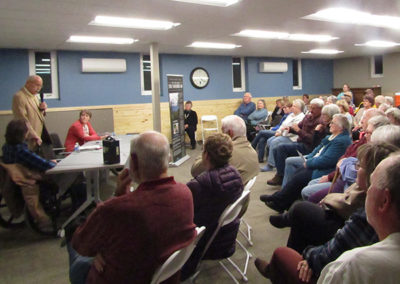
[326,96,337,105]
[181,133,243,280]
[65,110,107,152]
[271,99,284,126]
[261,114,351,212]
[378,102,390,112]
[374,95,385,108]
[12,75,52,154]
[184,101,198,149]
[68,131,196,284]
[234,92,256,120]
[191,115,258,185]
[336,84,353,101]
[336,99,352,126]
[248,99,268,126]
[303,94,310,113]
[354,93,375,128]
[318,154,400,283]
[386,107,400,125]
[385,95,394,107]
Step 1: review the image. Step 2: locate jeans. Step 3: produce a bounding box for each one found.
[282,156,305,188]
[67,243,93,284]
[251,130,276,162]
[301,178,332,200]
[273,142,310,177]
[266,136,292,167]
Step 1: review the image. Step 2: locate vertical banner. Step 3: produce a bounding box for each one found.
[167,75,189,166]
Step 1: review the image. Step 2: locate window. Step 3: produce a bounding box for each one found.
[232,57,245,92]
[28,50,59,99]
[292,59,302,90]
[371,55,383,78]
[141,54,152,95]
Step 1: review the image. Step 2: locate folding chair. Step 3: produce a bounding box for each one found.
[239,176,257,246]
[151,226,206,284]
[201,115,218,145]
[191,190,251,283]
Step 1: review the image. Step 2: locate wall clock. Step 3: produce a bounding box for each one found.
[190,67,210,89]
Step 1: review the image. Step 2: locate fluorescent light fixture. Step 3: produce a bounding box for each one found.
[355,40,400,47]
[188,41,241,49]
[304,8,400,30]
[301,49,343,54]
[90,16,180,30]
[234,29,337,42]
[171,0,240,7]
[67,35,136,45]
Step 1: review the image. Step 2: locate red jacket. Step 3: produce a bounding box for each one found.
[64,120,100,152]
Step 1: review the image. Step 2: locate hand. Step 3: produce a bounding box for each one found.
[291,123,300,132]
[115,168,132,197]
[319,175,329,183]
[39,102,47,111]
[0,163,38,187]
[33,135,42,146]
[303,162,307,168]
[51,159,58,164]
[93,253,106,273]
[315,124,323,131]
[336,158,344,168]
[185,124,189,129]
[297,260,313,283]
[100,135,109,140]
[275,131,281,137]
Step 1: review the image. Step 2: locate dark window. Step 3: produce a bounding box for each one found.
[293,59,299,87]
[35,52,52,93]
[142,54,152,91]
[232,57,242,89]
[374,55,383,75]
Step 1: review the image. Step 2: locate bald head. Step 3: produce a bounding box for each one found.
[25,75,43,95]
[130,131,170,182]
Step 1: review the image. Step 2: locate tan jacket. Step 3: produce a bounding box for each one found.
[191,136,259,185]
[12,87,45,149]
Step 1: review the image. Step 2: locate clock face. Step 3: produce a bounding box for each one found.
[190,67,209,89]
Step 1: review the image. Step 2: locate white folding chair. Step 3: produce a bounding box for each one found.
[151,226,206,284]
[239,176,257,246]
[201,115,219,145]
[191,190,251,283]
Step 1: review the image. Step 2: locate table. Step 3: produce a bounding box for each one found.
[46,135,134,231]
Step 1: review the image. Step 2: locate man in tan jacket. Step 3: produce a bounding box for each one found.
[191,114,259,185]
[12,75,48,151]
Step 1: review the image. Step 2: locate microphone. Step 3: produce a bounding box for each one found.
[40,92,44,103]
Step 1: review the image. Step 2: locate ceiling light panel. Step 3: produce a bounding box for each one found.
[304,8,400,30]
[355,40,400,47]
[234,29,337,42]
[301,49,343,54]
[67,36,136,45]
[188,41,241,49]
[171,0,240,7]
[90,16,180,30]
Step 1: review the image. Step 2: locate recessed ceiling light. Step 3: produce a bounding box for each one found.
[171,0,240,7]
[304,8,400,30]
[188,41,241,49]
[355,40,400,47]
[234,29,338,42]
[301,49,344,54]
[67,36,136,45]
[89,16,180,30]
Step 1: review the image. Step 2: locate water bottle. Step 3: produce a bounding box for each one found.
[74,142,80,153]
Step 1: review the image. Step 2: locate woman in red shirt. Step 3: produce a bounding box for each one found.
[64,110,105,152]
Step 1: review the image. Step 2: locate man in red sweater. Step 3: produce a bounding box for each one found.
[68,131,196,284]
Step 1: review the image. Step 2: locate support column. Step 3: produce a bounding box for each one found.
[150,43,161,132]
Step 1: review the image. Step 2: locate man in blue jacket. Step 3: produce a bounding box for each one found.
[234,92,256,120]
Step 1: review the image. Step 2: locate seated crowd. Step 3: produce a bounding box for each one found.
[2,76,400,283]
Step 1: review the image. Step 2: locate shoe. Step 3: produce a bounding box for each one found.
[265,200,285,213]
[260,164,274,172]
[269,213,290,228]
[260,194,273,202]
[267,174,283,186]
[254,258,270,279]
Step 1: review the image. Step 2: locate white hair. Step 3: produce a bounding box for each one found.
[327,95,338,104]
[221,115,246,138]
[371,125,400,148]
[310,98,324,108]
[332,113,351,133]
[322,104,340,119]
[293,99,305,112]
[385,96,394,106]
[386,107,400,124]
[374,95,385,105]
[130,131,170,179]
[368,115,390,129]
[378,103,390,113]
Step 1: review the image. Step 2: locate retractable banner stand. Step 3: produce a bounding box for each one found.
[167,74,190,166]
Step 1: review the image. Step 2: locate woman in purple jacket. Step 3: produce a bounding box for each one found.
[181,133,244,280]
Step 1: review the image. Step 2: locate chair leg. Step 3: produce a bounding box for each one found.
[239,218,253,246]
[235,239,252,277]
[219,261,241,284]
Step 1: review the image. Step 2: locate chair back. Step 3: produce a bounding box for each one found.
[150,226,206,284]
[244,176,257,192]
[201,115,218,122]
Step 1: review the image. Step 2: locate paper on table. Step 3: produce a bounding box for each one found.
[79,145,102,151]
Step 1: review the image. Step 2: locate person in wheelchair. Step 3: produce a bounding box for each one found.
[2,119,57,231]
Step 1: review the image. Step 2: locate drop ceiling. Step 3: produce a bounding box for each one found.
[1,0,400,58]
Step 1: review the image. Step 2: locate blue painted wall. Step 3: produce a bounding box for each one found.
[0,48,333,110]
[0,49,29,110]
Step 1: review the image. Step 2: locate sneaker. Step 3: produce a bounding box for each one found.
[267,174,283,186]
[260,164,274,172]
[254,258,270,279]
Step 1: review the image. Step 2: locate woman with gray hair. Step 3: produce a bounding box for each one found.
[364,115,390,142]
[371,124,400,147]
[385,107,400,125]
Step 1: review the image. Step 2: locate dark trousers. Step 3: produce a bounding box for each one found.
[271,167,313,210]
[266,247,317,284]
[287,201,344,253]
[273,142,310,177]
[185,126,196,148]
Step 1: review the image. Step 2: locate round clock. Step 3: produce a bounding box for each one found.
[190,67,210,89]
